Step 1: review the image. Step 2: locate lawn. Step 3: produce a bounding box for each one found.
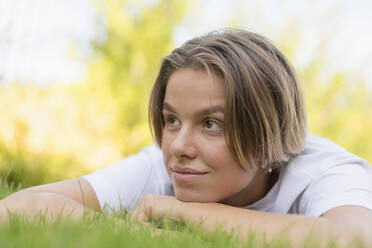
[0,178,361,248]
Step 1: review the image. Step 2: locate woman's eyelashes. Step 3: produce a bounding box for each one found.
[164,114,181,128]
[162,113,224,133]
[202,119,223,132]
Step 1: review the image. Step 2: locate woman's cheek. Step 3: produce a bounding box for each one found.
[202,140,232,168]
[161,132,173,168]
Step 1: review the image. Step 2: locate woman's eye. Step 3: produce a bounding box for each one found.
[164,115,180,127]
[203,119,223,131]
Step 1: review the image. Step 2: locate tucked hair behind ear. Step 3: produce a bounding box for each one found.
[149,28,307,171]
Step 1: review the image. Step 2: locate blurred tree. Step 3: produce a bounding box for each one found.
[86,0,187,157]
[277,26,372,164]
[0,0,187,187]
[1,1,371,188]
[302,62,372,163]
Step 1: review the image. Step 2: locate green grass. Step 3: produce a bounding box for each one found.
[0,178,365,248]
[0,217,265,248]
[0,177,269,248]
[0,213,269,248]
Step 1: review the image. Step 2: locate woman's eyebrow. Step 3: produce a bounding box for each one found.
[162,102,176,113]
[162,102,224,116]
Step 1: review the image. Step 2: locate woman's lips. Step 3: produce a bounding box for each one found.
[171,167,208,183]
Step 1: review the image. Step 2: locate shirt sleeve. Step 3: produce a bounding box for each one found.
[298,162,372,217]
[82,145,170,214]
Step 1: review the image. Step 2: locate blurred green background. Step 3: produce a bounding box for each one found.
[1,0,371,187]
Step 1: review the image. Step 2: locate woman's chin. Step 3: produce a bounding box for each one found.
[174,189,216,203]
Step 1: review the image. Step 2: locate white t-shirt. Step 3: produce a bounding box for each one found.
[83,134,372,217]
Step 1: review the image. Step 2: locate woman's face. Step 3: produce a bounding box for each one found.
[161,68,270,206]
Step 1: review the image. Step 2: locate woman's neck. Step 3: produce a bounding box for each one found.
[219,169,279,207]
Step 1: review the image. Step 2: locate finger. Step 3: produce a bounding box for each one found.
[131,206,149,223]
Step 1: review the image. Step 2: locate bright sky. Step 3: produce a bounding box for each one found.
[1,0,371,85]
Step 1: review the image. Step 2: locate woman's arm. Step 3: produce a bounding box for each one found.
[0,178,100,223]
[132,195,372,247]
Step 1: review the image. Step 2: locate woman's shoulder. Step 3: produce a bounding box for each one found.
[285,134,371,177]
[267,134,372,215]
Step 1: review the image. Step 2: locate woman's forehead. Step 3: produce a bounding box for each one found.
[163,69,226,113]
[162,101,225,116]
[165,69,225,98]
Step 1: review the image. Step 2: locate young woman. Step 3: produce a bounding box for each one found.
[1,29,372,247]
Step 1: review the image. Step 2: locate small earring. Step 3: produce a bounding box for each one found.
[268,168,273,173]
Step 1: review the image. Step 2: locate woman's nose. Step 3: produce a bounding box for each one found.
[169,126,197,159]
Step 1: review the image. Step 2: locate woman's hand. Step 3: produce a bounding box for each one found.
[131,195,231,230]
[131,195,185,224]
[131,195,198,239]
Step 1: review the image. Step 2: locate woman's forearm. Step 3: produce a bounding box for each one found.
[177,202,367,247]
[0,191,88,223]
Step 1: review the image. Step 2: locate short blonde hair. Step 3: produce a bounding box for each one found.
[149,28,307,171]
